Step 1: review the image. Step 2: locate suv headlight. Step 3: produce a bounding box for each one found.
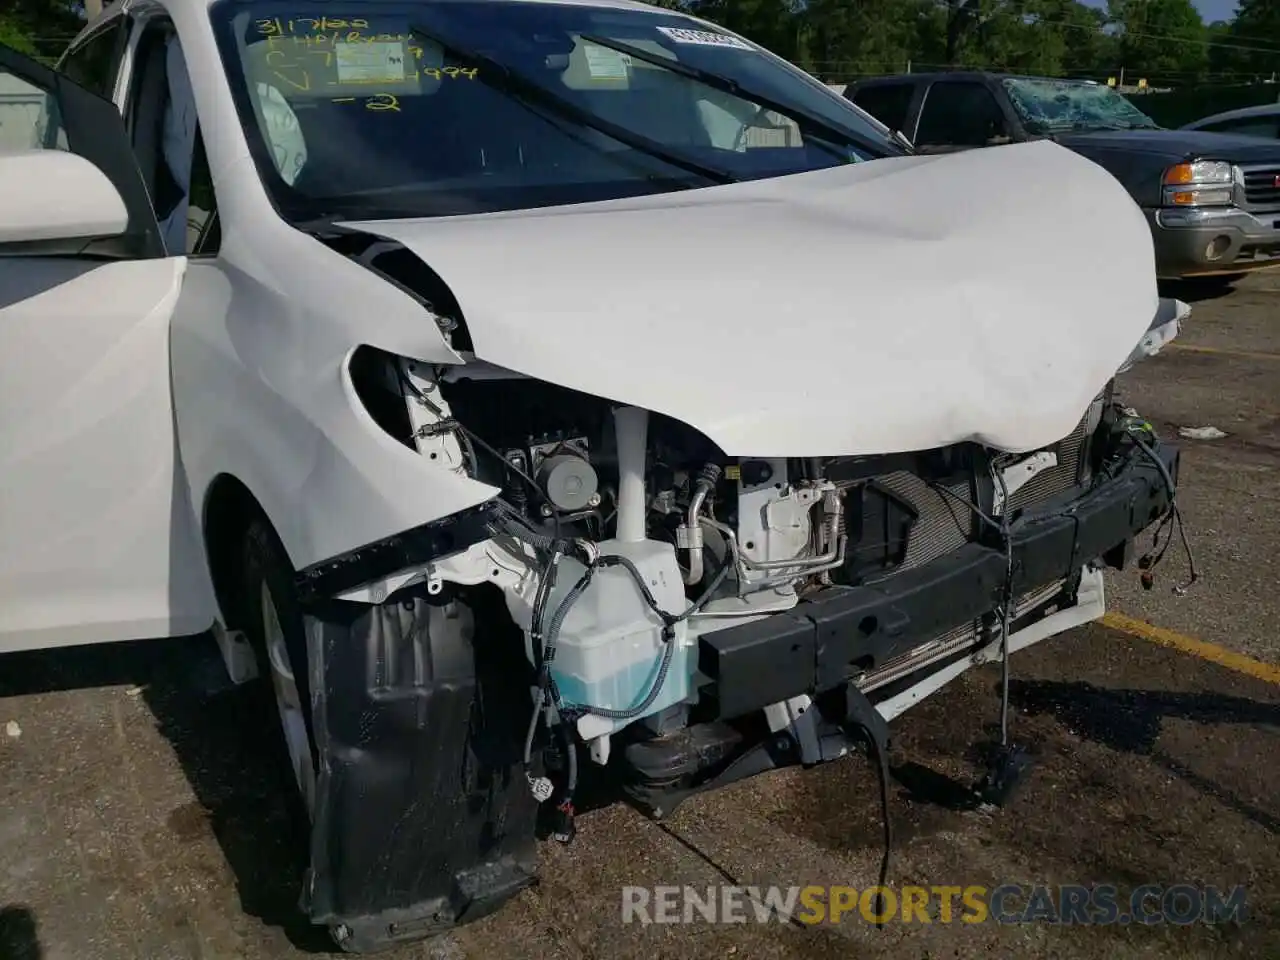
[1161,160,1234,207]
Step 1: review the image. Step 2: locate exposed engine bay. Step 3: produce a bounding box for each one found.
[288,224,1190,946]
[167,132,1192,948]
[360,353,854,744]
[342,344,1189,817]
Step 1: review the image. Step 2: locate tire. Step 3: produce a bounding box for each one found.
[239,518,319,820]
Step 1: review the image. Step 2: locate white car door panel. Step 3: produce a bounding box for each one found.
[0,257,218,651]
[0,43,217,653]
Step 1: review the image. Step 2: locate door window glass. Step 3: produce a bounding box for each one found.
[852,84,914,132]
[0,68,65,151]
[59,21,127,99]
[916,82,1008,148]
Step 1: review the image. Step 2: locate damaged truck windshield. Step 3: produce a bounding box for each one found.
[212,0,900,218]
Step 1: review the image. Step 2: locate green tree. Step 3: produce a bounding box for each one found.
[693,0,804,61]
[1044,0,1118,77]
[0,1,84,60]
[802,0,929,78]
[0,18,38,55]
[1229,0,1280,79]
[915,1,1115,77]
[645,0,1232,88]
[1107,0,1209,85]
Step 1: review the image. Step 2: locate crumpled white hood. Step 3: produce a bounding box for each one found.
[346,139,1159,457]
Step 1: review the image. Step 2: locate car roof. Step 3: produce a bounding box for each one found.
[1183,101,1280,130]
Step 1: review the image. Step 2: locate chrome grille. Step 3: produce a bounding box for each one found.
[872,472,973,570]
[1242,166,1280,208]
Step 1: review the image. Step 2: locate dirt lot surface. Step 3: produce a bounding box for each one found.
[2,273,1277,960]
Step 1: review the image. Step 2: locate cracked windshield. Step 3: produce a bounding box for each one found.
[1002,77,1161,133]
[213,0,900,220]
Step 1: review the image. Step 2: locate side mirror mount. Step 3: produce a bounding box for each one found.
[0,150,128,249]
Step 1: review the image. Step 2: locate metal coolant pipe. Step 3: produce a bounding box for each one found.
[613,406,648,543]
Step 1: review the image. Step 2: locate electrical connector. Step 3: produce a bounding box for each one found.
[550,800,576,845]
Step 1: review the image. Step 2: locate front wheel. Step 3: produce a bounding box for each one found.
[240,519,318,819]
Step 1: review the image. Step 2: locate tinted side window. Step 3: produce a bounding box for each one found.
[851,84,914,132]
[916,81,1009,148]
[59,21,127,99]
[126,23,221,257]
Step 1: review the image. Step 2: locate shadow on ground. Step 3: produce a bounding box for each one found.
[1157,278,1241,304]
[0,638,332,954]
[868,677,1280,833]
[0,905,43,960]
[1008,678,1280,834]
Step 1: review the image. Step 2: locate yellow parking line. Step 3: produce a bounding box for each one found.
[1101,612,1280,685]
[1166,343,1280,362]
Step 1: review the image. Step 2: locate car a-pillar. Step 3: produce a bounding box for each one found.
[206,480,540,953]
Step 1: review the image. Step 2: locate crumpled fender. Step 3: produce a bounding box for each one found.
[169,162,499,575]
[1120,297,1189,373]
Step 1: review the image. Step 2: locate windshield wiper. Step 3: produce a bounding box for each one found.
[409,23,736,185]
[579,34,900,160]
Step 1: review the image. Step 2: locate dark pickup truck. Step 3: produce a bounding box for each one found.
[844,72,1280,282]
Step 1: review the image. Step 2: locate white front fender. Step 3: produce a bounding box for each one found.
[170,205,499,584]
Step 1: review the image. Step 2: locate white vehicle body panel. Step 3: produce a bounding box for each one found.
[348,138,1158,458]
[0,0,1170,685]
[167,231,499,571]
[0,257,216,651]
[111,0,499,573]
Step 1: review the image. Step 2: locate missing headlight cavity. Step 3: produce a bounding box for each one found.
[350,346,416,448]
[313,230,474,351]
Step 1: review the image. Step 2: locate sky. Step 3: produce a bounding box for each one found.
[1079,0,1240,24]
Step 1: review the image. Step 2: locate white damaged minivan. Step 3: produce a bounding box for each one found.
[0,0,1185,950]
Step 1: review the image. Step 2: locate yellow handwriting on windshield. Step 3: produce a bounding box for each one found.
[255,17,371,35]
[329,94,402,112]
[271,68,311,92]
[251,17,480,94]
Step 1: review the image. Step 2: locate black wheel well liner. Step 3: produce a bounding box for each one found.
[202,473,271,627]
